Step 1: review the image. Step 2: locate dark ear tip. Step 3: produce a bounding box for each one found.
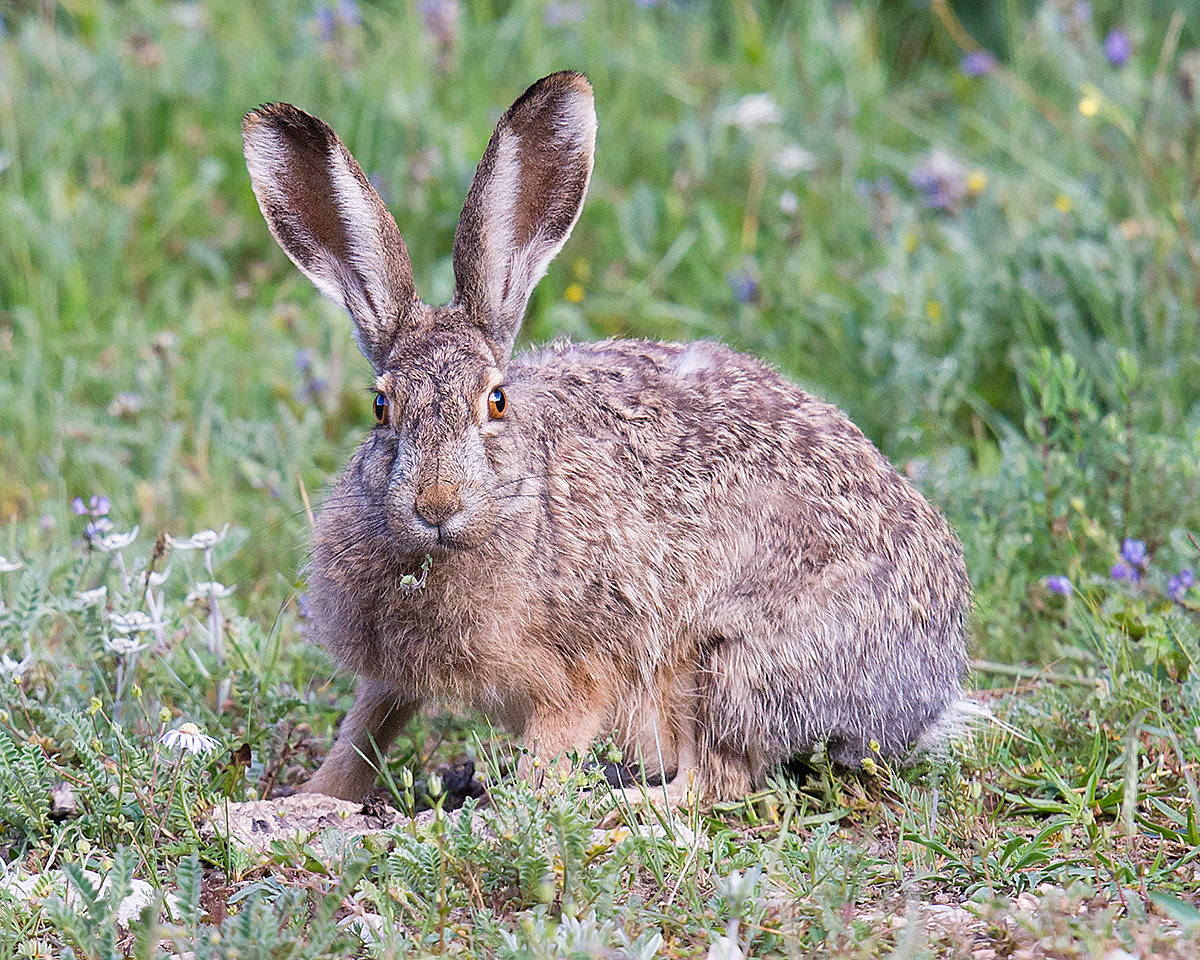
[515,70,594,112]
[242,103,334,145]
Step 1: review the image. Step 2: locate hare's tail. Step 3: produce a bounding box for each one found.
[914,696,995,758]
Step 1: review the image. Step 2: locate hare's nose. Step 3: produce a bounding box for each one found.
[414,480,462,526]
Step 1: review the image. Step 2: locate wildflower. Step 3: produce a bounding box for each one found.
[1104,29,1131,67]
[563,284,585,304]
[724,93,782,131]
[1110,561,1137,583]
[418,0,460,50]
[0,652,31,679]
[543,1,584,27]
[1121,538,1148,569]
[960,50,996,77]
[185,581,235,604]
[104,634,150,657]
[336,0,360,28]
[1079,95,1100,118]
[1044,575,1073,596]
[167,525,229,552]
[294,348,314,374]
[926,299,942,323]
[143,566,171,588]
[726,270,758,305]
[107,392,144,419]
[314,6,336,41]
[1168,569,1195,601]
[1055,194,1072,214]
[109,610,156,635]
[776,143,817,176]
[779,190,798,215]
[1073,1,1091,20]
[94,526,139,553]
[0,556,23,573]
[909,150,969,211]
[966,170,988,194]
[77,586,108,606]
[161,722,220,755]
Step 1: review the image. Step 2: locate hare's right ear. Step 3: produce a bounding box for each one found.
[242,104,417,369]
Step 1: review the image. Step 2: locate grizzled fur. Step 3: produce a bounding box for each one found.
[243,72,970,803]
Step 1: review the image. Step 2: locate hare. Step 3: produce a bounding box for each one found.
[242,72,971,804]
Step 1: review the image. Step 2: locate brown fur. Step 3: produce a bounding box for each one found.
[242,74,971,803]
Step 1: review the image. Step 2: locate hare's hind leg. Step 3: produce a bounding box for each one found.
[301,677,419,800]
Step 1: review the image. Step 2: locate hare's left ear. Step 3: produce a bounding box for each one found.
[452,72,596,361]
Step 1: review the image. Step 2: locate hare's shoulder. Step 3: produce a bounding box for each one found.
[509,337,863,443]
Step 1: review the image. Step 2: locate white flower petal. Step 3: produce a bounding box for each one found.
[143,566,171,587]
[103,634,150,656]
[185,581,235,604]
[724,92,782,130]
[109,610,155,634]
[95,526,139,553]
[77,586,109,606]
[0,556,24,573]
[167,525,229,551]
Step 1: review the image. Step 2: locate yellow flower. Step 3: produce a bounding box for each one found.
[564,283,585,304]
[926,299,943,323]
[1078,95,1100,118]
[903,232,918,254]
[1055,194,1072,214]
[967,170,988,194]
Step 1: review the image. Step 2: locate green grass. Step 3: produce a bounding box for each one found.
[1,0,1199,955]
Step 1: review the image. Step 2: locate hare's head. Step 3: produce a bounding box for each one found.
[243,73,595,552]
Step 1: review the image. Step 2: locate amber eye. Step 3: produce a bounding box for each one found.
[373,393,388,424]
[487,386,507,419]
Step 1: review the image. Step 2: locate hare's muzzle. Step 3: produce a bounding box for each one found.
[413,479,463,528]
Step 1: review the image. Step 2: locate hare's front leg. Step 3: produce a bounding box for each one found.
[301,677,419,800]
[517,707,611,787]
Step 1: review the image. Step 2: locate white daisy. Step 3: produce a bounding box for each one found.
[161,722,220,755]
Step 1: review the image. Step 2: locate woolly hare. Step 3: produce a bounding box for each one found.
[242,72,970,804]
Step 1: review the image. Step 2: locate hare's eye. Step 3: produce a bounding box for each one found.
[487,386,507,420]
[373,393,388,424]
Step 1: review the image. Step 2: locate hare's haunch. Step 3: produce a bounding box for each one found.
[243,72,971,803]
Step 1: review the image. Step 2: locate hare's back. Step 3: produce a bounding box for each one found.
[509,337,965,602]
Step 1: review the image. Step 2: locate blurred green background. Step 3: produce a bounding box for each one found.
[1,0,1198,668]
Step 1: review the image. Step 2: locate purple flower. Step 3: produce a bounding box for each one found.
[1181,569,1196,588]
[314,6,335,41]
[1121,538,1148,568]
[1105,29,1131,67]
[336,0,360,27]
[72,497,88,516]
[909,150,968,211]
[960,50,996,77]
[726,270,758,305]
[1111,561,1138,583]
[1044,575,1073,597]
[294,348,313,374]
[1170,569,1195,601]
[90,495,111,516]
[1073,2,1092,21]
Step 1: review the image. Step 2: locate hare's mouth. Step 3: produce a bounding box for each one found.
[407,513,491,553]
